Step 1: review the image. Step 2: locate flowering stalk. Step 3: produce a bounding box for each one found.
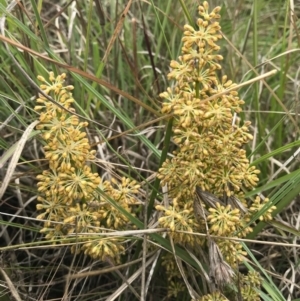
[156,2,275,300]
[35,72,140,262]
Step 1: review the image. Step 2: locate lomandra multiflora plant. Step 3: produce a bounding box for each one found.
[33,3,277,300]
[34,72,140,263]
[156,2,276,300]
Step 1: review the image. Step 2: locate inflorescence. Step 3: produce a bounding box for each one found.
[156,2,276,300]
[35,72,140,263]
[34,2,276,299]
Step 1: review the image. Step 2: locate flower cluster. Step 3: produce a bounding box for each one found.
[194,270,261,301]
[35,72,140,263]
[157,1,276,299]
[161,253,187,298]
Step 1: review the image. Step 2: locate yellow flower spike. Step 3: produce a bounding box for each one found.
[65,85,74,91]
[156,204,166,211]
[169,221,175,231]
[158,216,168,225]
[48,72,55,81]
[39,84,48,90]
[59,73,66,80]
[91,245,100,256]
[106,216,112,227]
[37,75,46,82]
[51,154,59,161]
